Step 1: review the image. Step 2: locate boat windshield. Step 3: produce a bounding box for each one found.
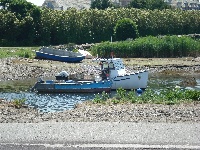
[103,62,109,69]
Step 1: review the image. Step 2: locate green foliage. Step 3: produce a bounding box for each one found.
[128,0,147,9]
[128,0,171,10]
[0,0,41,46]
[116,87,126,100]
[90,35,200,58]
[93,91,110,103]
[184,90,200,101]
[114,18,139,41]
[12,98,26,108]
[99,88,200,105]
[0,47,37,58]
[0,8,200,46]
[91,0,113,10]
[93,94,102,103]
[0,0,41,18]
[16,49,34,58]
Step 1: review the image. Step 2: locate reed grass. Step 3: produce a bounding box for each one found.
[90,35,200,58]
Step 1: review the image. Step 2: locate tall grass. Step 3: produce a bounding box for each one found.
[90,35,200,58]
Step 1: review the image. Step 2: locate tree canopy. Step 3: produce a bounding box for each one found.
[128,0,171,10]
[114,18,139,41]
[0,0,41,19]
[0,0,41,46]
[91,0,113,9]
[0,7,199,46]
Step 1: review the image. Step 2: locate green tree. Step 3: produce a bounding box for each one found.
[0,0,41,46]
[91,0,113,10]
[128,0,171,10]
[0,10,19,46]
[128,0,147,9]
[150,0,171,10]
[114,18,139,41]
[7,0,41,19]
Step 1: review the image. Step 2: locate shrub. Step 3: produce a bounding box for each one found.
[12,98,26,109]
[93,91,110,103]
[114,18,139,41]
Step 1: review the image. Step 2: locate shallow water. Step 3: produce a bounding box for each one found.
[0,76,200,112]
[0,92,97,112]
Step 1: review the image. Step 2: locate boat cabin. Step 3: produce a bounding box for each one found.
[94,58,127,79]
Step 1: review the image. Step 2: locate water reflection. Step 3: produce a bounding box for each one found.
[0,77,200,112]
[148,77,200,91]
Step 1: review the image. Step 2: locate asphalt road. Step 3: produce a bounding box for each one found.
[0,122,200,149]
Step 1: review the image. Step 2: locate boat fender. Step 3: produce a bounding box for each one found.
[136,88,143,96]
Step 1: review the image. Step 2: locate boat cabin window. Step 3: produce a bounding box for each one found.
[109,62,114,69]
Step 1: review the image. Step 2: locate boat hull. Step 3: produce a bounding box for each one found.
[33,80,111,93]
[111,70,148,90]
[36,51,85,63]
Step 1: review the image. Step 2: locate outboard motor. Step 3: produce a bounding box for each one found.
[55,71,69,81]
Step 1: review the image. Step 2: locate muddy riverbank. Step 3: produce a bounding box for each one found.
[0,57,200,123]
[1,57,200,81]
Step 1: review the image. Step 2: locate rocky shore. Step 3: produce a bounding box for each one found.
[1,57,200,81]
[0,99,200,123]
[0,57,200,123]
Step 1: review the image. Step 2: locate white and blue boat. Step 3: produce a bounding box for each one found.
[32,57,148,93]
[36,47,85,63]
[32,71,112,93]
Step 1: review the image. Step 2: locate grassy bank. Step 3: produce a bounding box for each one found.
[0,47,38,59]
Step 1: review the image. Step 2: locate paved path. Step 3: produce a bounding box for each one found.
[0,122,200,149]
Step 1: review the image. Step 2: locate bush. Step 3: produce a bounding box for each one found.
[12,98,26,109]
[114,18,139,41]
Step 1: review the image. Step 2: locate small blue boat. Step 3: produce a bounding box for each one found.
[36,47,85,63]
[32,71,111,93]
